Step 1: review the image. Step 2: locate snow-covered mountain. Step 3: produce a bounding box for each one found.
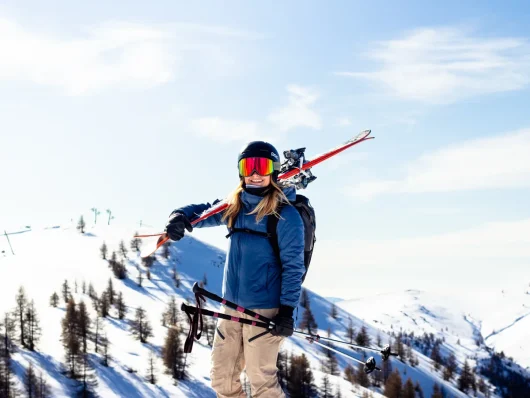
[0,223,528,397]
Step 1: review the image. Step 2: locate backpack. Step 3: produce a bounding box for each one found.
[268,194,316,282]
[226,194,316,281]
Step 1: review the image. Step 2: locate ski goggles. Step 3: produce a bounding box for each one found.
[238,157,276,177]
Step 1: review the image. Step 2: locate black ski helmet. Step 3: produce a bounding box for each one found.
[238,141,281,182]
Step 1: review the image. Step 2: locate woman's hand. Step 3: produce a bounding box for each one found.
[165,212,193,241]
[271,305,295,337]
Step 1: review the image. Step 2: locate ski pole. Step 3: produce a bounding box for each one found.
[293,334,380,374]
[192,283,274,322]
[292,330,398,360]
[181,303,380,373]
[191,283,394,357]
[181,303,270,329]
[184,284,396,359]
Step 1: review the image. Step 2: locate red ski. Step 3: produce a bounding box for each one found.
[136,130,373,257]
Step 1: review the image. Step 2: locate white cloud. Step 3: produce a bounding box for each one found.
[348,128,530,199]
[307,218,530,298]
[336,117,352,127]
[336,27,530,103]
[190,117,260,142]
[268,85,322,132]
[191,85,322,143]
[0,17,250,95]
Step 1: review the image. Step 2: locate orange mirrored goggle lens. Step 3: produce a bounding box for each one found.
[238,157,275,177]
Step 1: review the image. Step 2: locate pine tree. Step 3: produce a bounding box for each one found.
[101,334,110,367]
[277,350,288,390]
[130,233,142,253]
[162,327,187,380]
[287,353,314,398]
[62,299,81,378]
[50,292,60,308]
[346,317,355,345]
[62,280,71,303]
[137,269,143,287]
[162,242,171,259]
[330,303,338,319]
[24,300,41,351]
[99,291,110,318]
[75,280,78,294]
[77,216,86,234]
[14,286,28,347]
[146,352,157,384]
[402,377,415,398]
[335,384,342,398]
[87,283,96,300]
[36,371,51,398]
[356,326,371,347]
[94,317,103,355]
[106,278,115,305]
[0,355,17,398]
[119,240,128,260]
[414,381,425,398]
[382,352,393,383]
[100,242,108,260]
[322,344,339,376]
[82,280,86,295]
[142,255,155,268]
[430,343,442,371]
[383,370,402,398]
[77,354,97,397]
[443,352,457,381]
[24,362,38,398]
[116,292,127,320]
[172,266,180,288]
[431,383,443,398]
[131,307,153,343]
[355,363,370,388]
[161,297,180,327]
[477,377,487,394]
[204,317,214,346]
[299,306,318,335]
[320,374,332,398]
[458,359,472,393]
[344,363,355,383]
[394,333,405,359]
[77,301,91,353]
[1,312,16,358]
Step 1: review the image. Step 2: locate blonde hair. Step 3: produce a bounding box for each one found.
[222,179,290,228]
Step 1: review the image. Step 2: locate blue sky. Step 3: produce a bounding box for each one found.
[1,1,530,298]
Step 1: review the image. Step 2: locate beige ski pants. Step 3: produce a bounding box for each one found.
[210,307,286,398]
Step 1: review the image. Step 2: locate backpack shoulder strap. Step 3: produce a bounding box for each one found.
[267,202,288,260]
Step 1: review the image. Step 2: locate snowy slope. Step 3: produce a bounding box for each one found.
[339,288,530,370]
[1,224,383,397]
[1,224,520,397]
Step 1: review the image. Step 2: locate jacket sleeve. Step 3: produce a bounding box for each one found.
[171,199,226,228]
[276,206,305,308]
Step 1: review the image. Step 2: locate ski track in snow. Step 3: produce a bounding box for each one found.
[484,310,530,340]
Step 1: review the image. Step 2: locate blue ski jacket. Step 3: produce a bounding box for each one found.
[173,186,305,309]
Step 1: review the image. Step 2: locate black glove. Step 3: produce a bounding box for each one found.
[271,305,295,337]
[165,212,193,241]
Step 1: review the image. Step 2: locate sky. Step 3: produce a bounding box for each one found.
[1,0,530,299]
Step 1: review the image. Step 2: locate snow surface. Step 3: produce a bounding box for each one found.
[1,223,521,397]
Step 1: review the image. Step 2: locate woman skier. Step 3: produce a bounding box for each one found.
[165,141,305,397]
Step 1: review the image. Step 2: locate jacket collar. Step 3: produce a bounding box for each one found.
[240,185,296,209]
